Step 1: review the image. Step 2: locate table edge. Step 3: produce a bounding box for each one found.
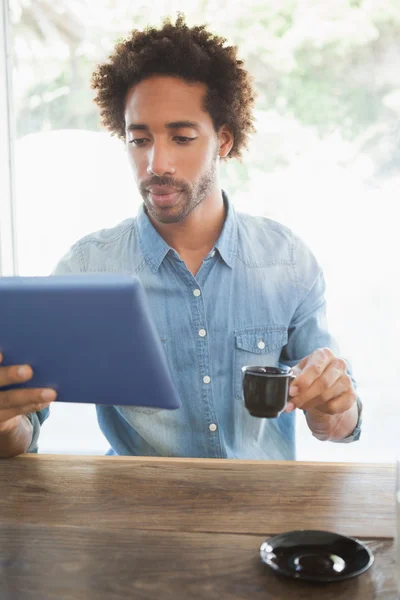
[12,454,395,469]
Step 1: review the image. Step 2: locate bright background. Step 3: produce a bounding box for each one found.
[6,0,400,460]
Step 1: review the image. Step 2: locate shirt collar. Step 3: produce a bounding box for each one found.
[215,190,237,269]
[136,190,237,272]
[136,204,171,272]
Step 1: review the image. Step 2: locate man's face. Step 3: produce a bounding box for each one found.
[124,76,222,224]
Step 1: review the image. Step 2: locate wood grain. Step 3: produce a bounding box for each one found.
[0,456,396,538]
[0,525,397,600]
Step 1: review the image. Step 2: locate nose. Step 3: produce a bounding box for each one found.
[146,142,176,177]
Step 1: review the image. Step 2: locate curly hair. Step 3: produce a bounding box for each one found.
[91,14,256,160]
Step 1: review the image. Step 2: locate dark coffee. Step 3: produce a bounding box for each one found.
[242,366,295,418]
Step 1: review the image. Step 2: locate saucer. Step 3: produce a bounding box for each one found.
[260,530,374,582]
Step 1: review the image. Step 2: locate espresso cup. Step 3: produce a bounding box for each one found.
[242,366,296,418]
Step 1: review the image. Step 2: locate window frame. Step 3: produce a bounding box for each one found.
[0,0,17,276]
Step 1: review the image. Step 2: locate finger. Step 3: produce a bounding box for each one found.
[292,361,347,409]
[284,401,296,413]
[289,348,336,397]
[288,365,302,395]
[289,350,330,398]
[0,363,33,387]
[0,399,53,424]
[317,374,353,404]
[292,348,347,393]
[299,377,352,411]
[308,391,357,416]
[290,353,347,400]
[0,387,57,412]
[291,365,302,378]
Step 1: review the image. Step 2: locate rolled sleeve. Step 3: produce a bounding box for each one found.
[280,234,362,444]
[332,396,363,444]
[25,407,51,453]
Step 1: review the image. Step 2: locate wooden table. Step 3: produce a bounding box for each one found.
[0,456,397,599]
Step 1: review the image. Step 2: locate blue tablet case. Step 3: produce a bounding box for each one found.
[0,274,181,409]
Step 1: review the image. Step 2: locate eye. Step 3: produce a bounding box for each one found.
[128,136,196,146]
[173,137,197,144]
[129,138,149,146]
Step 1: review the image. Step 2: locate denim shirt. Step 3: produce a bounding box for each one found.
[28,193,361,458]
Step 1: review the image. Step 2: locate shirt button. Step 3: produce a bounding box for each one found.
[203,375,211,384]
[199,329,207,337]
[257,340,265,350]
[193,289,201,297]
[211,250,216,257]
[209,423,217,432]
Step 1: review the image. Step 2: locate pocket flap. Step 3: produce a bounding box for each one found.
[235,327,288,354]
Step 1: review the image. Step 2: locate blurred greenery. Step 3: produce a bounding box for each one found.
[15,59,99,136]
[10,0,400,180]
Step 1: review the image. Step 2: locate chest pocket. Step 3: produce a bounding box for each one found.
[233,327,288,399]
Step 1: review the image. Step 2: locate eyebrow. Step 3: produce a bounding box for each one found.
[126,121,201,132]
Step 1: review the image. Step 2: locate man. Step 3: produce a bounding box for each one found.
[0,15,361,459]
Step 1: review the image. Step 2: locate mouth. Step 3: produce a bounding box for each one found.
[147,188,182,207]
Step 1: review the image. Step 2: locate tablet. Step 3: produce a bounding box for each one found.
[0,274,181,409]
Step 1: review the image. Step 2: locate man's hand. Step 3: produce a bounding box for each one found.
[0,352,57,457]
[284,348,359,442]
[0,353,56,433]
[285,347,356,415]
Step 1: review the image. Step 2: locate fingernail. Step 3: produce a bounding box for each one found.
[17,366,30,378]
[285,402,295,413]
[289,385,299,396]
[41,389,56,401]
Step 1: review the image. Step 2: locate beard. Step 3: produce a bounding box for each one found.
[139,153,218,225]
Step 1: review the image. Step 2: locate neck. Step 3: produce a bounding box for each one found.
[148,189,226,257]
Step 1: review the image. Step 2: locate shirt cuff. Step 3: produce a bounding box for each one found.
[332,396,362,444]
[25,407,50,453]
[24,413,40,453]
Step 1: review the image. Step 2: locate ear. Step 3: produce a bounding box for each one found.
[218,125,234,158]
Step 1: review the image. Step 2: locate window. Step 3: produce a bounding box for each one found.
[3,0,399,459]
